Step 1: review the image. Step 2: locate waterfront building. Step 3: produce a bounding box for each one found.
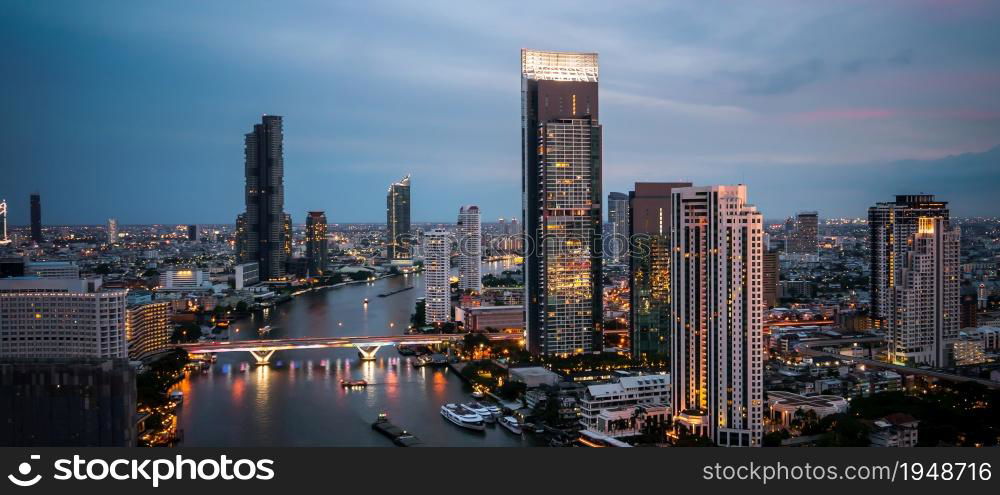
[788,211,818,254]
[0,278,127,359]
[455,305,523,331]
[30,193,42,243]
[457,205,482,293]
[423,229,451,324]
[521,48,603,356]
[234,115,288,280]
[608,191,629,264]
[234,262,260,290]
[106,218,118,244]
[579,374,670,429]
[386,175,411,261]
[671,185,764,447]
[305,211,328,276]
[126,301,172,361]
[629,182,691,360]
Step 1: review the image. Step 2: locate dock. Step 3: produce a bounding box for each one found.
[372,413,424,447]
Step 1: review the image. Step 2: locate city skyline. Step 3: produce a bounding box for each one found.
[3,1,1000,226]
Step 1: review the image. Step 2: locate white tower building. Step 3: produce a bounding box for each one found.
[423,229,451,324]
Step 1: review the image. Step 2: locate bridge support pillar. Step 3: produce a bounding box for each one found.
[249,349,276,365]
[355,345,384,361]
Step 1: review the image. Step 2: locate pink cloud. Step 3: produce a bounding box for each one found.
[789,108,897,123]
[787,106,1000,124]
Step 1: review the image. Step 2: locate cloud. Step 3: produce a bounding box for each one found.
[602,89,755,121]
[727,58,826,95]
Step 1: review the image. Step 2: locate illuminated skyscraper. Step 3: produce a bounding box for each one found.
[457,205,482,293]
[788,211,818,254]
[107,218,118,244]
[423,229,451,324]
[235,115,288,280]
[608,192,629,264]
[386,175,411,260]
[305,211,328,276]
[628,182,691,360]
[671,185,763,447]
[30,193,42,243]
[521,48,602,356]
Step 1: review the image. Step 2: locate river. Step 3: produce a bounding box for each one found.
[174,260,541,446]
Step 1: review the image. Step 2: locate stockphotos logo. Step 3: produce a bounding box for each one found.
[7,455,275,487]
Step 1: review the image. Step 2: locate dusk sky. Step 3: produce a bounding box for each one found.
[3,0,999,225]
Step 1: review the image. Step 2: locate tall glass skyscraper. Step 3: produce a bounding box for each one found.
[386,175,411,260]
[671,185,763,447]
[628,182,690,360]
[235,115,287,280]
[521,49,602,356]
[457,205,482,293]
[607,191,629,264]
[305,211,328,276]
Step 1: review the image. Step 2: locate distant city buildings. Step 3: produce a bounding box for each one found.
[305,211,328,276]
[671,185,763,447]
[788,211,818,254]
[30,193,42,243]
[423,229,450,324]
[628,182,691,360]
[608,191,629,264]
[235,115,288,281]
[125,301,172,361]
[457,205,481,293]
[187,224,199,242]
[107,218,118,244]
[0,199,8,243]
[0,278,127,359]
[522,48,602,356]
[386,175,412,261]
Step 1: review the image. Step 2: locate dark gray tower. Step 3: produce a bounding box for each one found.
[235,115,287,280]
[386,175,411,260]
[30,193,42,243]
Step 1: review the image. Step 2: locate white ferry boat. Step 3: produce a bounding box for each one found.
[499,416,522,435]
[441,404,486,431]
[460,402,496,423]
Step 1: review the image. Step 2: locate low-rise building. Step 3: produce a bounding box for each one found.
[579,374,670,429]
[455,305,524,331]
[870,413,919,447]
[765,391,849,427]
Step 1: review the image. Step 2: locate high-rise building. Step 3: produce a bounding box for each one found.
[107,218,118,244]
[387,175,411,260]
[30,193,42,243]
[187,224,199,242]
[521,48,603,356]
[788,211,818,254]
[628,182,691,360]
[457,205,482,293]
[608,192,629,264]
[763,249,779,308]
[671,185,763,447]
[887,216,960,366]
[0,278,127,359]
[126,301,172,361]
[0,199,8,243]
[305,211,328,276]
[423,229,451,324]
[234,115,288,280]
[869,195,950,328]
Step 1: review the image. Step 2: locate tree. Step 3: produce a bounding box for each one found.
[235,301,249,313]
[171,323,202,343]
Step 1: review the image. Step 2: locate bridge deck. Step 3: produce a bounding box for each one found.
[177,332,523,354]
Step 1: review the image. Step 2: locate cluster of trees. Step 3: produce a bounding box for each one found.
[482,273,521,287]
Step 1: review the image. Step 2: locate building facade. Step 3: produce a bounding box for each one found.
[106,218,118,244]
[629,182,691,360]
[0,278,127,359]
[25,261,80,279]
[457,205,482,293]
[386,175,411,260]
[126,301,172,361]
[305,211,328,276]
[788,211,818,254]
[162,269,209,290]
[423,229,451,324]
[0,199,7,243]
[30,193,42,243]
[670,185,764,447]
[235,115,288,280]
[521,48,603,356]
[762,249,779,308]
[607,191,629,264]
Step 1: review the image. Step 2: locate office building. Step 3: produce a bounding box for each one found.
[763,249,779,308]
[671,185,763,447]
[30,193,42,243]
[628,182,691,359]
[0,358,137,446]
[869,194,950,327]
[455,305,524,331]
[579,374,670,430]
[788,211,818,254]
[126,301,172,361]
[457,205,482,293]
[305,211,328,276]
[187,224,199,242]
[162,269,209,290]
[0,278,127,359]
[106,218,118,244]
[234,115,288,280]
[234,262,259,290]
[423,229,451,324]
[25,261,80,279]
[608,192,629,264]
[521,48,603,356]
[887,216,960,366]
[386,175,412,260]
